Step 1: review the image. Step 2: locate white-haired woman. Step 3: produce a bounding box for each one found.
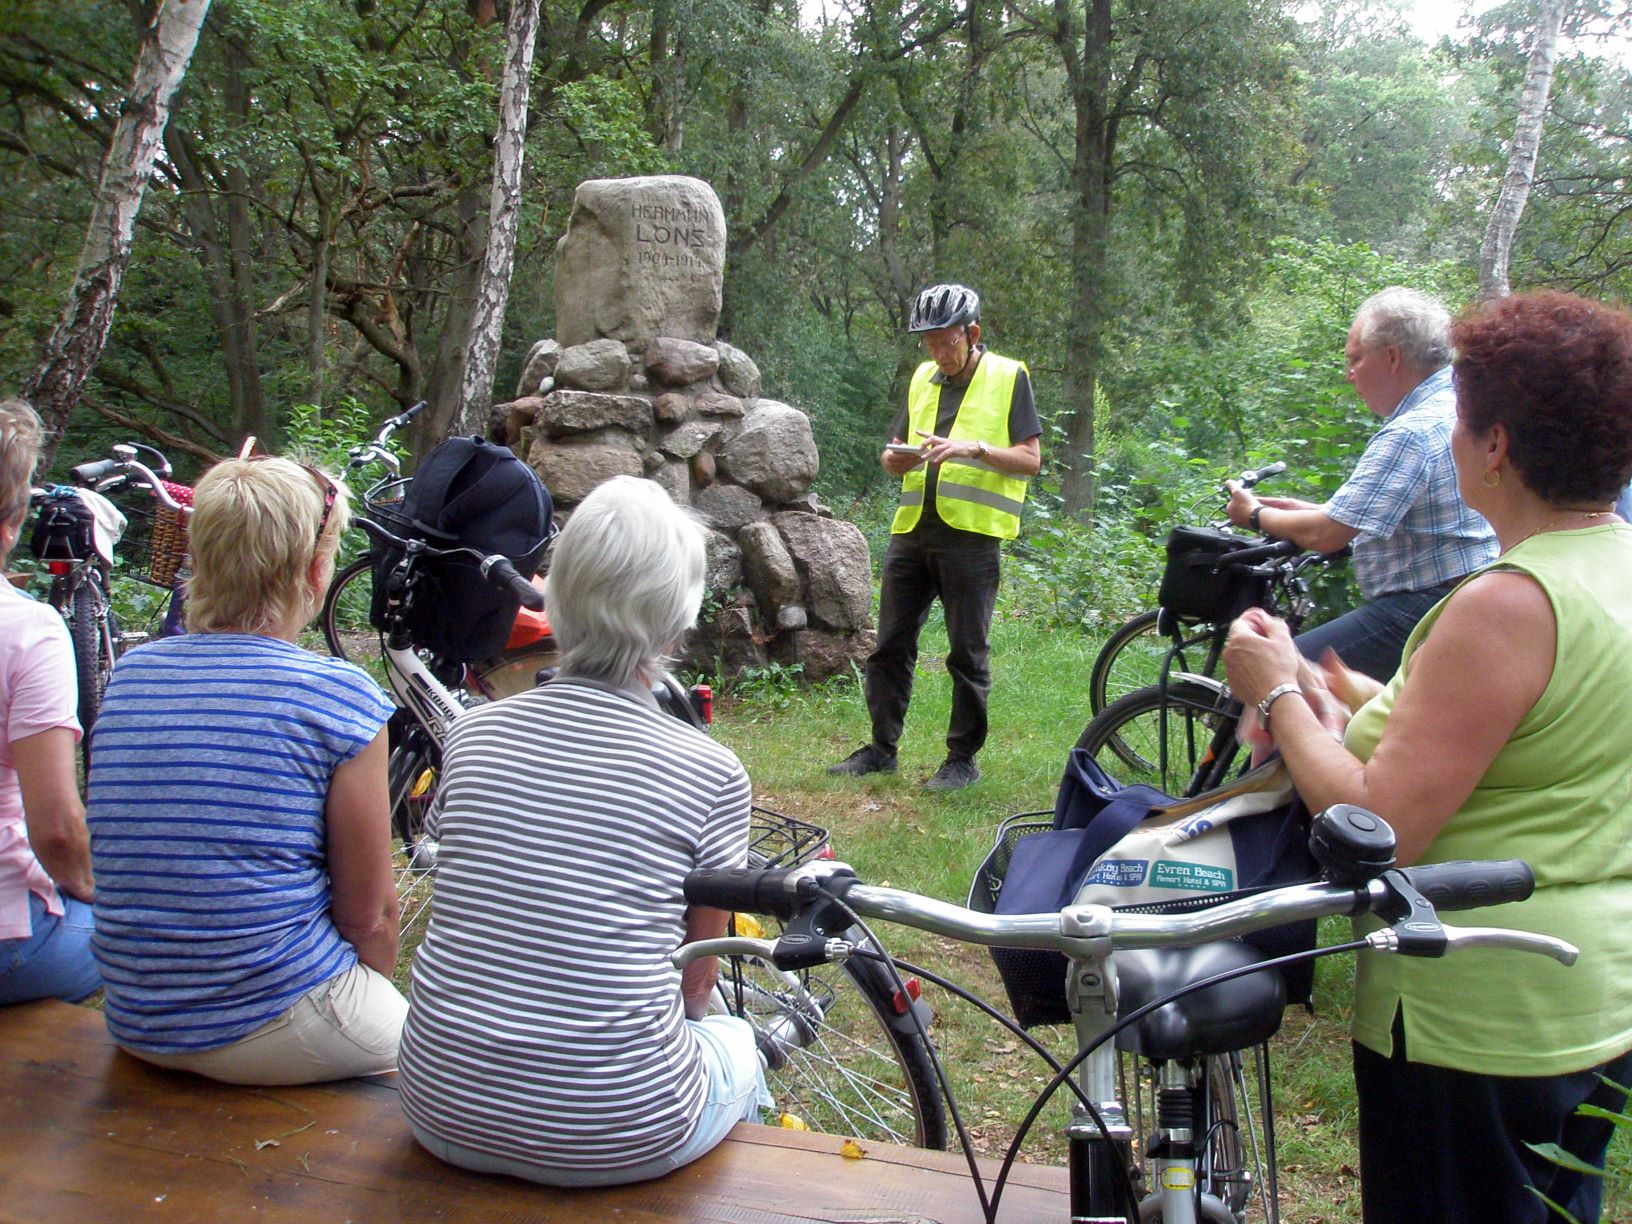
[87,456,404,1084]
[398,475,768,1186]
[0,399,99,1006]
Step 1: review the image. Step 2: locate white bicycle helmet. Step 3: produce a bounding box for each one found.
[907,283,980,333]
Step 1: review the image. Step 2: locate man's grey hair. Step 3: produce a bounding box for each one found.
[1353,287,1452,371]
[544,476,707,689]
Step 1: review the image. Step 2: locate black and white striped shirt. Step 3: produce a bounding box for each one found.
[397,678,750,1173]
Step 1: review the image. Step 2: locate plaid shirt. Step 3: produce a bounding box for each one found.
[1323,366,1498,599]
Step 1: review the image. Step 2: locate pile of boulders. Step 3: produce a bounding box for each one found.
[486,177,881,685]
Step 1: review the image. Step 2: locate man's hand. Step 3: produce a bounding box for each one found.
[915,429,983,467]
[882,440,926,475]
[1223,479,1260,528]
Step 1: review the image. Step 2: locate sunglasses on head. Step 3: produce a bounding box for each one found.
[242,454,338,546]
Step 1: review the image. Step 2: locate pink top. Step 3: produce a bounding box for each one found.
[0,583,81,940]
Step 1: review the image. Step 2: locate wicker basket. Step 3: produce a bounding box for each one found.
[148,501,190,587]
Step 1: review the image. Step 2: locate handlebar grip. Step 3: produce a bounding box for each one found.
[1398,860,1535,912]
[71,459,119,485]
[684,867,800,919]
[1241,461,1286,486]
[481,556,545,610]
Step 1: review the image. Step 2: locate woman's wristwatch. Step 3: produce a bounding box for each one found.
[1257,681,1304,730]
[1249,505,1263,533]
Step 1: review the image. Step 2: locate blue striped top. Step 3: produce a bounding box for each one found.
[86,634,394,1052]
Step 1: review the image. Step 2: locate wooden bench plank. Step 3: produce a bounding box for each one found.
[0,1001,1069,1222]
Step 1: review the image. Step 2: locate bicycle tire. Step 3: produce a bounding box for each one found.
[320,555,379,667]
[1090,610,1170,714]
[717,897,947,1150]
[68,578,116,740]
[386,726,440,945]
[1075,677,1239,797]
[468,642,559,701]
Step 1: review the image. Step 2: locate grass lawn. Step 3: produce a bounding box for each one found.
[710,597,1632,1223]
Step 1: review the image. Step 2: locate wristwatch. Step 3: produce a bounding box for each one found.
[1256,682,1304,730]
[1248,505,1263,534]
[974,440,990,461]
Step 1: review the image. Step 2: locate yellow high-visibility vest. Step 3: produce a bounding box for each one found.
[891,353,1030,539]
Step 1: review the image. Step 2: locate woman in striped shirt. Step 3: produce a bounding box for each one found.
[87,456,403,1084]
[398,476,769,1186]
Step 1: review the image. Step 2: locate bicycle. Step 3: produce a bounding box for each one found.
[1088,464,1291,717]
[677,807,1576,1223]
[1081,474,1349,798]
[318,404,558,699]
[25,443,192,753]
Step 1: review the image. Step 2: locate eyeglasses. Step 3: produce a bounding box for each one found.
[921,329,968,354]
[244,455,339,546]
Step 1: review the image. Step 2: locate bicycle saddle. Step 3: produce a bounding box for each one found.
[1113,941,1286,1061]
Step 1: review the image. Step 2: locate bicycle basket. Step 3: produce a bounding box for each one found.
[1157,525,1270,622]
[146,483,193,587]
[969,813,1071,1029]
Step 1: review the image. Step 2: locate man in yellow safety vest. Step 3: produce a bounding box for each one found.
[828,284,1042,791]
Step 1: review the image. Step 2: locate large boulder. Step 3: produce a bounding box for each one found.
[772,511,872,630]
[516,339,560,397]
[525,436,644,504]
[554,338,631,392]
[776,627,876,683]
[656,419,721,459]
[651,460,691,505]
[718,401,818,502]
[704,529,743,591]
[645,337,720,387]
[715,340,762,400]
[693,482,765,532]
[553,176,726,349]
[534,389,652,440]
[738,520,802,615]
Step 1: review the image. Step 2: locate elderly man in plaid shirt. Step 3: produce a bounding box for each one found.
[1223,287,1498,681]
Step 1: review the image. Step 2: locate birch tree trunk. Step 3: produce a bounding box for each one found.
[23,0,212,468]
[1478,0,1567,301]
[454,0,541,439]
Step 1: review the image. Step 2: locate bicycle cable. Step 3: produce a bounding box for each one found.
[990,937,1369,1221]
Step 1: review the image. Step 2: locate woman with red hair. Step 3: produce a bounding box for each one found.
[1226,290,1632,1223]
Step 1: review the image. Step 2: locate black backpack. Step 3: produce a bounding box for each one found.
[370,435,553,662]
[29,488,98,565]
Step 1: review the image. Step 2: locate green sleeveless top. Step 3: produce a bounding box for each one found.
[1347,524,1632,1075]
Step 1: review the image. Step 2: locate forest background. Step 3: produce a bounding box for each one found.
[1,0,1629,634]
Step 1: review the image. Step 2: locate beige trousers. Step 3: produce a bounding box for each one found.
[125,962,406,1086]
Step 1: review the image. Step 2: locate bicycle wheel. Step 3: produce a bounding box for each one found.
[1091,610,1169,713]
[715,914,947,1150]
[386,725,440,945]
[1076,677,1239,796]
[68,578,117,738]
[320,556,379,668]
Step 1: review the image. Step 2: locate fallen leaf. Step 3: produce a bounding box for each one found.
[778,1113,809,1131]
[840,1139,867,1160]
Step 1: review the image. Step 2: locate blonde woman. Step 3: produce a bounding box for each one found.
[87,456,404,1084]
[0,399,98,1006]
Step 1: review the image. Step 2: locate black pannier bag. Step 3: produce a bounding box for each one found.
[370,435,553,662]
[29,489,98,564]
[1156,525,1270,622]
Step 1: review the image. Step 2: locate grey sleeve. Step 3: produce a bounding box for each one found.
[1009,368,1041,442]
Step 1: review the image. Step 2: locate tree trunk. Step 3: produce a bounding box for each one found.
[1478,0,1566,301]
[1054,0,1114,522]
[23,0,212,469]
[454,0,541,439]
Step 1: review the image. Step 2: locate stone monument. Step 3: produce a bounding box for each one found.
[490,175,875,681]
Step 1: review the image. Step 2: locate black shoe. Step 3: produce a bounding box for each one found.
[827,744,898,777]
[923,756,980,791]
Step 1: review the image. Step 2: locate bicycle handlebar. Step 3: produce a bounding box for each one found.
[68,445,189,513]
[677,854,1576,970]
[355,515,544,610]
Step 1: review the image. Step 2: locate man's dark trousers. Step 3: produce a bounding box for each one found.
[864,527,1001,760]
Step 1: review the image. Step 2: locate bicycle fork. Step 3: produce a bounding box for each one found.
[1065,952,1138,1223]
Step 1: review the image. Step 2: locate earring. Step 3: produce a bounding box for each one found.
[1483,469,1500,488]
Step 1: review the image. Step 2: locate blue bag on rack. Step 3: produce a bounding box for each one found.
[970,751,1317,1029]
